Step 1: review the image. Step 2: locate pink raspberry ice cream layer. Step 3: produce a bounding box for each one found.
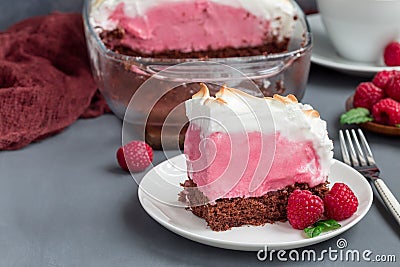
[109,1,270,54]
[184,127,325,201]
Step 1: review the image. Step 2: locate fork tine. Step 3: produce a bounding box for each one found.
[345,130,360,166]
[351,129,367,166]
[339,130,351,165]
[358,129,376,165]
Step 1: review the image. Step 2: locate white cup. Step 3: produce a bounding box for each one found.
[316,0,400,63]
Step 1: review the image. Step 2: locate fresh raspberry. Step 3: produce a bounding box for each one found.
[372,98,400,125]
[384,42,400,66]
[287,190,324,230]
[353,82,385,110]
[324,183,358,221]
[385,75,400,101]
[372,70,400,89]
[116,140,153,172]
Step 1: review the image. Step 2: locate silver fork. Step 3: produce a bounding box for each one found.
[339,129,400,226]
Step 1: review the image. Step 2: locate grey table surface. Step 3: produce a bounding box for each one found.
[0,0,399,266]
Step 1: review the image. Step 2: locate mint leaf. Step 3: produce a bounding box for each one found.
[396,124,400,128]
[304,220,341,238]
[340,108,373,125]
[314,219,341,231]
[304,225,323,238]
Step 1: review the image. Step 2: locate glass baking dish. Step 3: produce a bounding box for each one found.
[83,0,312,149]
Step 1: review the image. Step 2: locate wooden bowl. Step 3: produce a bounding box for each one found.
[345,95,400,136]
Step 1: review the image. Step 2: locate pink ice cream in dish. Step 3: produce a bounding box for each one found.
[91,0,298,56]
[181,84,333,231]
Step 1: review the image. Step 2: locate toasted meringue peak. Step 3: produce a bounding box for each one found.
[215,84,228,98]
[193,83,210,99]
[216,85,260,100]
[287,94,298,103]
[271,94,298,104]
[194,83,264,103]
[303,109,320,118]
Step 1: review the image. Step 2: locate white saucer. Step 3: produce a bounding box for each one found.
[138,155,373,251]
[308,14,400,77]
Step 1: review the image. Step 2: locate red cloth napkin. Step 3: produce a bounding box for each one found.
[0,13,110,150]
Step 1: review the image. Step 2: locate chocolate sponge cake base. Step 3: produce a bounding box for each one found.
[179,179,329,231]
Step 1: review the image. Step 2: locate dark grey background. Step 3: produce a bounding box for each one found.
[0,0,398,266]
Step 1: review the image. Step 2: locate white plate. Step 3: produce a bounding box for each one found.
[138,155,373,251]
[308,14,400,77]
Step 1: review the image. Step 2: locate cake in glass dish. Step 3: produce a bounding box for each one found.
[180,84,333,231]
[93,0,297,57]
[84,0,312,149]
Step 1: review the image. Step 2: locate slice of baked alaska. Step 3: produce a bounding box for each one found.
[180,84,333,231]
